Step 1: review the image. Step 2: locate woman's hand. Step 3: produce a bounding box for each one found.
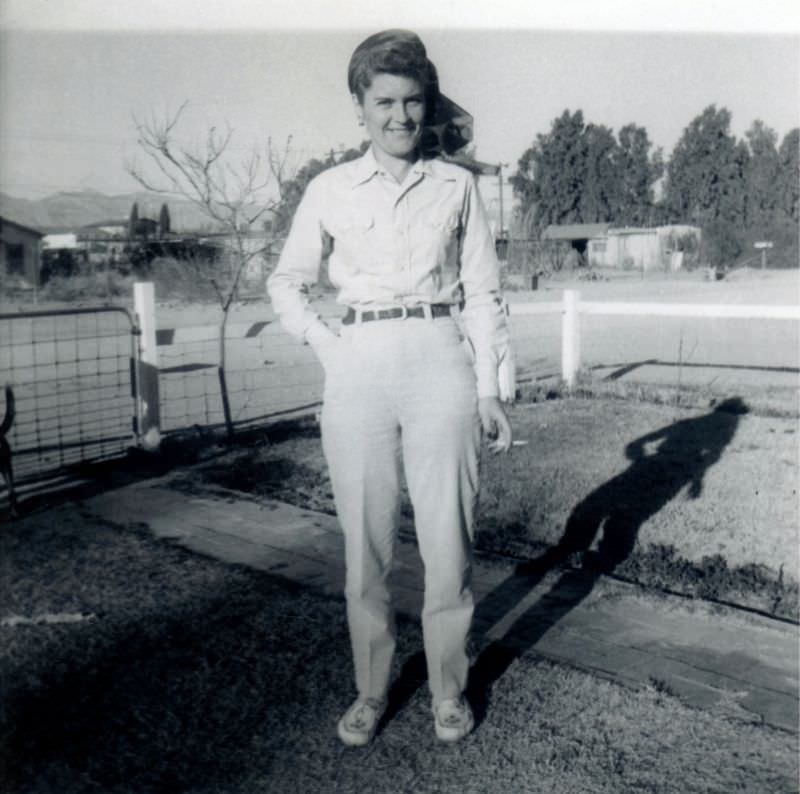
[306,322,341,370]
[478,396,512,454]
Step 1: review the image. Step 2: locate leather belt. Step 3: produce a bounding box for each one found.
[342,304,454,325]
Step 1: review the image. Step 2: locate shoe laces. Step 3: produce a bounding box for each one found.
[436,697,468,726]
[347,698,383,730]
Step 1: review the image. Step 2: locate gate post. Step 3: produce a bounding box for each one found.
[133,282,161,450]
[562,289,581,389]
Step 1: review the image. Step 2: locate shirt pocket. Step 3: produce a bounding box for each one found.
[422,208,461,266]
[327,212,375,241]
[426,209,461,236]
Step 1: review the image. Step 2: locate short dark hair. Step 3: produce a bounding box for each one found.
[347,29,439,113]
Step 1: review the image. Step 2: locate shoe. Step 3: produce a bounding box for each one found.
[433,696,474,742]
[337,697,386,747]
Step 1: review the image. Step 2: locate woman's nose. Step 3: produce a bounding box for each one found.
[392,103,410,123]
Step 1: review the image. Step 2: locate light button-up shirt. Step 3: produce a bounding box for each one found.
[267,148,510,397]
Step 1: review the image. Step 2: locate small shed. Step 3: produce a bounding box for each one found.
[0,216,44,286]
[592,225,702,271]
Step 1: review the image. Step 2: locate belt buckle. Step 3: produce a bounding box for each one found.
[397,305,409,320]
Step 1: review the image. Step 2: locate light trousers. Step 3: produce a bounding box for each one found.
[319,315,481,705]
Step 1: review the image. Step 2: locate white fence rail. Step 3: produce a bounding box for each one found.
[509,290,800,389]
[127,283,800,445]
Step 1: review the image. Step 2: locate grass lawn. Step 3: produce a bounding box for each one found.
[1,510,797,794]
[191,395,799,620]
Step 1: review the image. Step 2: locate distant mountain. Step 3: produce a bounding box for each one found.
[0,190,226,233]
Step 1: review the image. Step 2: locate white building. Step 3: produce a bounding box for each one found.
[589,225,701,271]
[42,232,78,250]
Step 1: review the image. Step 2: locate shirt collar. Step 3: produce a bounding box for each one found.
[350,147,381,186]
[350,146,436,187]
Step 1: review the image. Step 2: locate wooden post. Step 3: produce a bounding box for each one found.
[133,281,161,450]
[562,289,580,388]
[498,300,516,403]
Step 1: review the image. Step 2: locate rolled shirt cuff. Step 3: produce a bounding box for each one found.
[475,357,500,399]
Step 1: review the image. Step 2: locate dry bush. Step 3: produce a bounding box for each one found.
[39,272,135,301]
[148,256,221,302]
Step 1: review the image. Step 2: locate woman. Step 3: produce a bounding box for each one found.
[267,29,512,745]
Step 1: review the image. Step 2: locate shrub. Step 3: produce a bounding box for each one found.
[40,249,88,283]
[700,218,798,270]
[147,256,220,302]
[736,220,799,270]
[40,272,135,301]
[699,220,743,269]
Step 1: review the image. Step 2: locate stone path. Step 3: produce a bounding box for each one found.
[83,480,799,734]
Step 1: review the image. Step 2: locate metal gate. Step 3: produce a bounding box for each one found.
[0,306,143,485]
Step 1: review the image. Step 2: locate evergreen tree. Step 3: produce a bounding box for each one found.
[510,110,589,231]
[663,105,747,226]
[578,123,619,223]
[510,111,662,233]
[158,202,171,237]
[743,121,780,229]
[129,202,139,239]
[777,128,799,223]
[614,124,663,226]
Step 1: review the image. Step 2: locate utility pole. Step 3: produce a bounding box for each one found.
[498,163,509,238]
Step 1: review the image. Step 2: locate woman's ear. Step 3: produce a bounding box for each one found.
[351,93,364,126]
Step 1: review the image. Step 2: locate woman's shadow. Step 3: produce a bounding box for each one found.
[387,397,748,723]
[464,396,748,719]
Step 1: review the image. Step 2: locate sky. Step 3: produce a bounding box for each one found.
[0,0,798,211]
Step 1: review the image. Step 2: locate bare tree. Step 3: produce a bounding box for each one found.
[127,102,293,438]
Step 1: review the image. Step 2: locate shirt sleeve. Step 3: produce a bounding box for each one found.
[266,177,337,346]
[458,174,511,399]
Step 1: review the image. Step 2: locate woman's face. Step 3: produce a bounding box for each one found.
[353,73,426,163]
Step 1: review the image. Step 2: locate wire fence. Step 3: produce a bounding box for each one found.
[157,322,329,434]
[0,307,139,483]
[3,285,798,491]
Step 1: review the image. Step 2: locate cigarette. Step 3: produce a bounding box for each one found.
[512,440,528,446]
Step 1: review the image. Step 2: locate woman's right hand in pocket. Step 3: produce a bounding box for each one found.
[306,322,341,371]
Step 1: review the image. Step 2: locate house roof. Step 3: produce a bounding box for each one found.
[0,215,45,237]
[608,227,657,235]
[541,223,610,241]
[608,224,702,237]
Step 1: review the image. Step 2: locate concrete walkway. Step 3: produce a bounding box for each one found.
[83,479,799,734]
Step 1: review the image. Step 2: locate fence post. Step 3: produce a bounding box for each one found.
[562,289,580,388]
[133,282,161,450]
[498,299,517,403]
